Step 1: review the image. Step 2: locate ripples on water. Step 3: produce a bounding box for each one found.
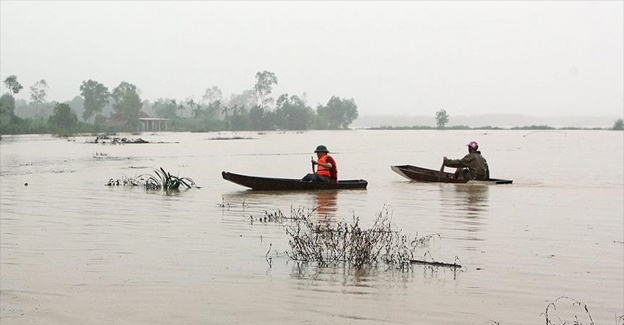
[1,131,622,325]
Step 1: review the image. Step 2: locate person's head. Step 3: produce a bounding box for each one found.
[314,145,329,157]
[467,141,479,153]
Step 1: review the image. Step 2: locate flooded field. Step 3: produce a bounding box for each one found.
[1,130,622,324]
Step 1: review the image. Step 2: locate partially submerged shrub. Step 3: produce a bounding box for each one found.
[140,167,197,190]
[543,296,623,325]
[106,175,142,187]
[283,205,446,269]
[106,167,198,191]
[488,297,623,325]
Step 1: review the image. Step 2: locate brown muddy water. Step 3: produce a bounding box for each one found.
[1,130,622,325]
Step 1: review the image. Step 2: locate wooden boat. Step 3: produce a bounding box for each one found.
[222,171,368,191]
[391,165,513,184]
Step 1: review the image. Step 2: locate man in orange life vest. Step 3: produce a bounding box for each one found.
[302,145,338,183]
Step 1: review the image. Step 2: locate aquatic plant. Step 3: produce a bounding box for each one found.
[283,205,449,269]
[106,175,142,187]
[543,296,594,325]
[542,296,624,325]
[252,208,300,224]
[106,167,198,191]
[489,297,623,325]
[140,167,197,190]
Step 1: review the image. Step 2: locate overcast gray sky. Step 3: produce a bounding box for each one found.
[1,1,622,117]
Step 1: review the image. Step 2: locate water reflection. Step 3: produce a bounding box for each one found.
[221,190,300,206]
[289,262,460,288]
[290,262,378,287]
[439,184,490,215]
[219,190,339,217]
[314,190,338,217]
[453,184,489,215]
[439,184,490,245]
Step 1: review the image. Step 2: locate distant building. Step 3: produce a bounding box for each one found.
[139,117,169,132]
[106,111,169,131]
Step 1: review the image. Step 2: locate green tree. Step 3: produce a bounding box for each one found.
[80,80,110,123]
[111,81,142,129]
[185,98,199,119]
[248,105,265,130]
[200,86,223,121]
[225,89,257,116]
[204,100,221,121]
[94,115,107,128]
[66,96,85,119]
[153,99,180,119]
[29,79,49,119]
[48,103,78,136]
[254,71,278,108]
[316,96,359,129]
[613,118,623,130]
[202,86,223,105]
[275,94,314,130]
[436,109,449,128]
[30,79,48,104]
[3,75,23,95]
[176,100,186,118]
[248,105,276,130]
[0,93,16,130]
[229,104,250,130]
[191,103,204,119]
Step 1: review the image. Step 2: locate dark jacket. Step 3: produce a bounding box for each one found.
[444,151,490,180]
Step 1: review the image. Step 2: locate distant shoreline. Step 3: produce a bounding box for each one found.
[359,125,618,131]
[352,114,622,129]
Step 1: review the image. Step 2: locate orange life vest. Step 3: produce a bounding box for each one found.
[316,155,338,181]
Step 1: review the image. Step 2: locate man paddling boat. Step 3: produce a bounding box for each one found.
[442,141,490,180]
[302,145,338,183]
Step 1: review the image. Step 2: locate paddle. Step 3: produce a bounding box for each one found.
[311,156,315,173]
[439,159,445,179]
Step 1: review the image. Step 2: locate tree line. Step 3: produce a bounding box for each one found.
[0,71,359,136]
[432,108,622,131]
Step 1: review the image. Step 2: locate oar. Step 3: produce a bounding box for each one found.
[439,160,445,179]
[311,156,315,173]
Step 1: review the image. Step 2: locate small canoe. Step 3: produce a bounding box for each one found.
[222,171,368,191]
[391,165,513,185]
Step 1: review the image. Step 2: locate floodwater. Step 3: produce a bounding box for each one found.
[1,130,622,325]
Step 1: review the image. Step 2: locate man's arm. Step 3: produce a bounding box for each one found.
[443,157,463,168]
[313,156,333,169]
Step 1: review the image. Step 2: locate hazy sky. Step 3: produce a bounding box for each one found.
[1,1,622,117]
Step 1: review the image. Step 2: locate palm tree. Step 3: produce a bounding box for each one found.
[221,106,231,118]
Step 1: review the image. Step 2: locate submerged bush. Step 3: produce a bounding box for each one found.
[542,296,623,325]
[106,167,198,191]
[140,167,197,190]
[283,205,445,269]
